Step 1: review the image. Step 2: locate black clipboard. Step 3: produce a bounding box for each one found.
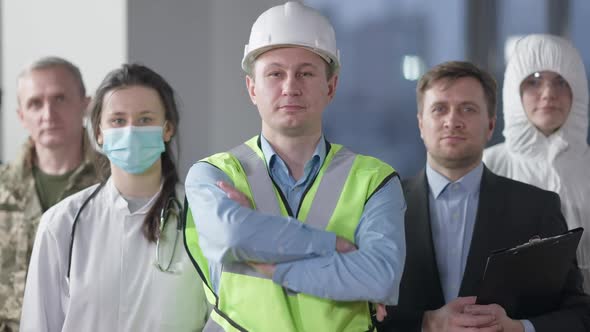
[476,227,583,318]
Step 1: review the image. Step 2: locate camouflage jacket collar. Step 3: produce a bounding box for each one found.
[15,133,96,179]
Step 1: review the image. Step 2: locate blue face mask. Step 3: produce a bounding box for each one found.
[101,125,166,174]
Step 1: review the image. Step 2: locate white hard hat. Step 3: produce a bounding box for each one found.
[242,1,340,75]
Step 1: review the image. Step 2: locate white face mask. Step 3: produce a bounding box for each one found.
[101,125,165,174]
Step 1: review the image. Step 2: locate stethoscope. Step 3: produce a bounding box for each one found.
[66,181,184,283]
[155,196,183,272]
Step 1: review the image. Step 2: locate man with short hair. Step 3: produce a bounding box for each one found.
[184,2,406,331]
[0,56,99,331]
[379,61,590,332]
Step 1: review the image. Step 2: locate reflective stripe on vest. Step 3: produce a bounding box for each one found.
[204,308,244,332]
[186,136,397,332]
[223,143,356,280]
[230,142,356,229]
[227,143,282,216]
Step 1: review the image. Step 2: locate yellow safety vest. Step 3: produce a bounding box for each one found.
[184,136,397,331]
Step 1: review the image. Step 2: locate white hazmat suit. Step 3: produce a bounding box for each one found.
[484,34,590,292]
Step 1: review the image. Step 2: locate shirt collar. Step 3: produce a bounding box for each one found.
[106,176,164,214]
[426,162,484,199]
[259,134,327,171]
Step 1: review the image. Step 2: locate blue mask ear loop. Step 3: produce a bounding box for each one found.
[162,120,171,143]
[97,125,105,150]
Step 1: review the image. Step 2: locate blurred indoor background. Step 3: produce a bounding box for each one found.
[1,0,588,179]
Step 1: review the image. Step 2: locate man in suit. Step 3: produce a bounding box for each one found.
[379,61,590,332]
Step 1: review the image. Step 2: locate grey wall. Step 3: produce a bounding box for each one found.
[1,0,284,179]
[128,0,212,180]
[1,0,127,163]
[127,0,284,179]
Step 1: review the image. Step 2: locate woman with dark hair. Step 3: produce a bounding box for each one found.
[21,64,209,331]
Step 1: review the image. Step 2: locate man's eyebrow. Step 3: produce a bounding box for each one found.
[264,62,320,69]
[458,101,480,107]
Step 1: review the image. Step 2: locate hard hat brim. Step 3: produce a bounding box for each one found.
[242,43,340,74]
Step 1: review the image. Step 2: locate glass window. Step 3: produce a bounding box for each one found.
[308,0,467,177]
[308,0,590,177]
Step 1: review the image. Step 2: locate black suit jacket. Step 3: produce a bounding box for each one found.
[379,167,590,332]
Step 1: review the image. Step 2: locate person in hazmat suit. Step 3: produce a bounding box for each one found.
[484,34,590,292]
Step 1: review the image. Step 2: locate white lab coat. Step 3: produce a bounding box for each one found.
[21,178,209,332]
[484,34,590,292]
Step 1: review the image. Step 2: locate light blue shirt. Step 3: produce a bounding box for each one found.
[260,134,325,217]
[185,135,406,304]
[426,163,535,332]
[427,163,482,303]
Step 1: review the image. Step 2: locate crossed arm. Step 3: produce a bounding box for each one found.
[218,180,389,321]
[185,161,406,306]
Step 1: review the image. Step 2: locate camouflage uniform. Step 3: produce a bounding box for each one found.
[0,137,99,332]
